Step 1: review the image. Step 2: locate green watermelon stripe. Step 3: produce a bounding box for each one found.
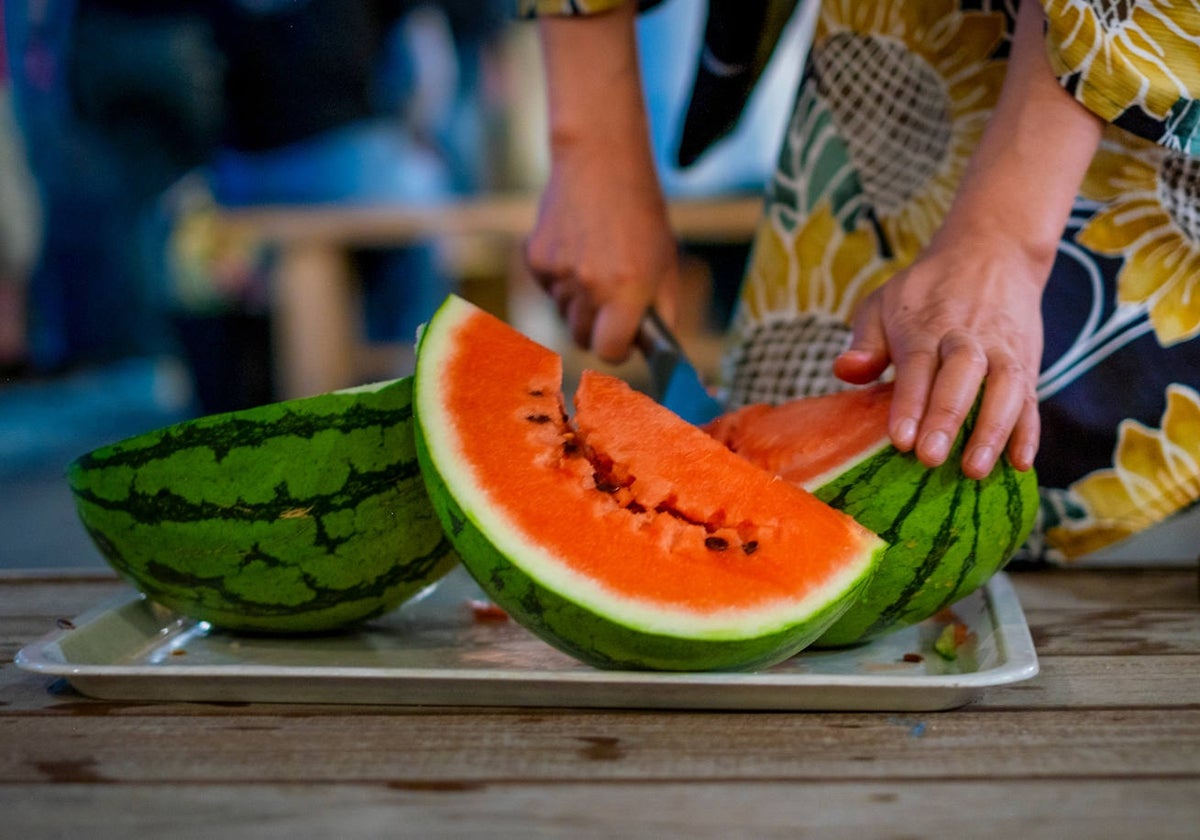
[858,466,944,636]
[1001,463,1029,559]
[930,474,984,617]
[820,448,892,509]
[805,387,1039,648]
[120,534,455,618]
[72,458,420,527]
[68,375,460,633]
[928,461,1030,620]
[857,419,977,636]
[73,401,412,469]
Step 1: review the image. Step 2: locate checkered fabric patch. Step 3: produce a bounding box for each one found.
[724,313,858,409]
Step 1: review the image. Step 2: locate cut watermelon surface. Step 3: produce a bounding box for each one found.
[414,295,886,671]
[704,384,893,491]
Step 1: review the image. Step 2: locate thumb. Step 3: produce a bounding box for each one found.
[834,295,891,384]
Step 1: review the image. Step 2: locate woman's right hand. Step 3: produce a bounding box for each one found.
[525,139,679,364]
[524,2,679,363]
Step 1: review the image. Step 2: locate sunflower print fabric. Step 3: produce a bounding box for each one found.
[1043,0,1200,153]
[522,0,1200,562]
[722,0,1200,562]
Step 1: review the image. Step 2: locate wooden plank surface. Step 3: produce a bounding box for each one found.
[218,194,764,247]
[5,780,1199,840]
[3,707,1199,782]
[2,568,1197,837]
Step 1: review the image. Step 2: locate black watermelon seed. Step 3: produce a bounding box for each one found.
[592,473,620,494]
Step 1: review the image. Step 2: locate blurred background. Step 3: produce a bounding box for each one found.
[0,0,810,569]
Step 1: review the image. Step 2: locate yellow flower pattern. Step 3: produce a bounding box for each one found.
[809,0,1007,262]
[1048,384,1200,557]
[1076,127,1200,345]
[1044,0,1200,125]
[740,200,897,325]
[517,0,625,16]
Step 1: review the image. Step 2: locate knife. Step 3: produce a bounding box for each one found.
[635,308,725,425]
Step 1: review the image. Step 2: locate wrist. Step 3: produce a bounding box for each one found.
[539,3,647,152]
[935,162,1065,277]
[930,210,1059,290]
[929,0,1103,282]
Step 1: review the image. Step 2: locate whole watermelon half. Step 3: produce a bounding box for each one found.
[68,377,458,633]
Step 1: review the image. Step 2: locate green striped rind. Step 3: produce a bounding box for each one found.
[415,427,872,670]
[811,419,1038,647]
[68,377,457,633]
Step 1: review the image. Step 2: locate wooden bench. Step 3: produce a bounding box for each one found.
[219,193,763,399]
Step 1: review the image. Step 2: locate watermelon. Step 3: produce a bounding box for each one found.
[413,295,887,671]
[68,377,457,633]
[705,383,1039,647]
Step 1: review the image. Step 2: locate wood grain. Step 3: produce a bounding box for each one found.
[2,569,1197,837]
[5,780,1199,840]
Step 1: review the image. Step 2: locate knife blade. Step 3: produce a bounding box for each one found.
[634,308,725,425]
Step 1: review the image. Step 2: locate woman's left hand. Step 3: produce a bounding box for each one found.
[833,230,1050,479]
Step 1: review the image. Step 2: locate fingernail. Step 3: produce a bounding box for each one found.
[966,445,994,476]
[894,418,917,449]
[922,430,950,463]
[1016,444,1037,470]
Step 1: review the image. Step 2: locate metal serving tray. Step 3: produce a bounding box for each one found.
[16,567,1038,711]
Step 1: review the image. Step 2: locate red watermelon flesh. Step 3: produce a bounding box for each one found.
[571,371,878,612]
[704,384,894,490]
[414,295,886,670]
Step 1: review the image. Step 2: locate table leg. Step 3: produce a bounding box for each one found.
[272,242,358,399]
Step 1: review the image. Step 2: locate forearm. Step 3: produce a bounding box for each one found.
[537,2,659,173]
[936,0,1105,271]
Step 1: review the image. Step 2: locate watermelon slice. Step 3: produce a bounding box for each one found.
[68,377,457,633]
[706,384,1039,647]
[414,295,886,671]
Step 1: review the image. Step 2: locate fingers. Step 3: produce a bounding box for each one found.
[525,234,594,349]
[894,331,1038,478]
[525,235,569,306]
[956,353,1033,478]
[1006,395,1041,472]
[523,235,649,364]
[565,292,595,352]
[834,294,891,386]
[910,330,988,468]
[591,301,642,364]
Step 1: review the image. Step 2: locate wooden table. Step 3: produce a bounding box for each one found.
[3,566,1198,838]
[220,193,763,400]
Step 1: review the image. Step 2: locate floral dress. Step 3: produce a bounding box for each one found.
[521,0,1200,563]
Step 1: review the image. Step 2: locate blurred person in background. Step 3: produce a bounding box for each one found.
[5,0,221,375]
[205,0,508,393]
[0,0,41,375]
[3,0,507,410]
